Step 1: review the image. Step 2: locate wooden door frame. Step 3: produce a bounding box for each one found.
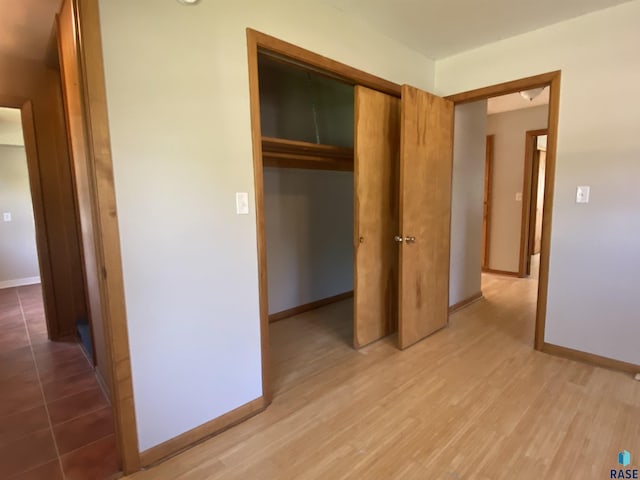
[0,96,59,338]
[519,129,548,277]
[60,0,140,473]
[482,134,494,269]
[446,70,561,351]
[246,29,402,404]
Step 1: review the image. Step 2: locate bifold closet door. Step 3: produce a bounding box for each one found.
[398,85,454,349]
[353,86,400,348]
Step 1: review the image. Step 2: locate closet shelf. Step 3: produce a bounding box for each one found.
[261,136,354,171]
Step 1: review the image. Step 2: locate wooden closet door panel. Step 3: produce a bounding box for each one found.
[398,85,454,349]
[353,86,400,348]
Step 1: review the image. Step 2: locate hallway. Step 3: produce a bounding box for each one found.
[0,285,118,480]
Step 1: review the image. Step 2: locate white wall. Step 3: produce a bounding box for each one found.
[0,108,24,146]
[264,168,353,314]
[486,105,548,272]
[449,101,487,305]
[0,145,40,288]
[436,0,640,365]
[98,0,435,451]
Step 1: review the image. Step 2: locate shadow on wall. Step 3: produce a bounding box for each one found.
[264,168,354,314]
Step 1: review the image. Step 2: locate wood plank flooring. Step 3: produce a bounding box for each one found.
[127,270,640,479]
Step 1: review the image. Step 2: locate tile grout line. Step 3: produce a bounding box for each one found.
[15,287,67,480]
[60,432,117,460]
[49,402,111,429]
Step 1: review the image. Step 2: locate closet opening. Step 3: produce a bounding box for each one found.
[249,29,456,405]
[257,53,357,397]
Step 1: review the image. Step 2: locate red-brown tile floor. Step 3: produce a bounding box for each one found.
[0,284,120,480]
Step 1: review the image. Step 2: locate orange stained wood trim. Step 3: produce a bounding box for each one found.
[269,291,354,323]
[535,73,561,351]
[248,29,401,98]
[247,28,271,405]
[140,397,266,468]
[262,137,353,160]
[73,0,140,473]
[447,71,561,353]
[0,97,58,339]
[247,28,407,406]
[262,137,354,171]
[446,71,561,105]
[542,343,640,374]
[449,292,483,314]
[482,135,494,269]
[518,129,548,278]
[57,4,100,362]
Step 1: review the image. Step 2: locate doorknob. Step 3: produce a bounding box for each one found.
[405,236,416,244]
[393,235,403,243]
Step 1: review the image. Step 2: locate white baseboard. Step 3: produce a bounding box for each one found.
[0,276,41,289]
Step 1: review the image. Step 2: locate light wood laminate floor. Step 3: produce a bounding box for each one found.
[127,271,640,479]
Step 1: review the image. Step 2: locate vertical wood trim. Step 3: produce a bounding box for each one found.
[518,129,547,277]
[56,8,99,363]
[482,135,494,269]
[55,16,96,364]
[535,74,561,351]
[246,29,271,404]
[518,128,547,277]
[528,149,543,265]
[18,100,59,338]
[446,71,561,353]
[73,0,140,473]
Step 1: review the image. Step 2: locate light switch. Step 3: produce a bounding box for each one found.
[3,212,11,222]
[515,192,523,202]
[235,192,249,215]
[576,186,590,204]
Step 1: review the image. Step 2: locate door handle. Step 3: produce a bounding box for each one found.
[394,235,403,243]
[405,236,416,244]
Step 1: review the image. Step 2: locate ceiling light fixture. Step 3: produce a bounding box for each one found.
[177,0,201,5]
[519,87,546,102]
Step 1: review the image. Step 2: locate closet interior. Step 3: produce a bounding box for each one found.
[259,53,356,342]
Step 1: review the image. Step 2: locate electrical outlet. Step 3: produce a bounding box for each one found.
[3,212,11,222]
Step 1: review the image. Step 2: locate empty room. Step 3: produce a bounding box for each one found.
[1,0,639,479]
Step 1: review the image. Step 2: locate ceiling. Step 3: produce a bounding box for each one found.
[0,107,24,146]
[0,0,61,63]
[487,88,550,115]
[322,0,633,59]
[0,0,632,73]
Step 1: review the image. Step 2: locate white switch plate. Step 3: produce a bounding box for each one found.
[235,192,249,215]
[576,186,590,204]
[3,212,11,222]
[515,192,523,202]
